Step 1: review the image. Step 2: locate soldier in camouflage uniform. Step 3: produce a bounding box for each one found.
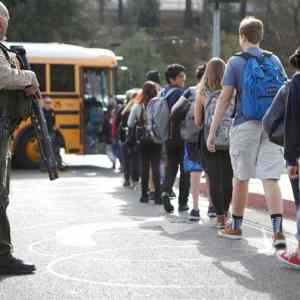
[0,2,40,275]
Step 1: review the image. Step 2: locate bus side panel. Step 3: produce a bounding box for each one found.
[52,98,83,154]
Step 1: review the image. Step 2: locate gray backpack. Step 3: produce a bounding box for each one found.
[146,88,175,143]
[180,102,200,143]
[204,90,234,150]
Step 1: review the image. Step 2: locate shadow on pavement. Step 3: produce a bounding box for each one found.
[107,180,300,299]
[11,165,119,180]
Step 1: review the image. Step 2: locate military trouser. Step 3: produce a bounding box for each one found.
[0,116,12,264]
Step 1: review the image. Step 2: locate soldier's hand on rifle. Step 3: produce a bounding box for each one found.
[24,85,38,97]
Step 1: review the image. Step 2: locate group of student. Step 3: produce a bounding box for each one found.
[111,16,300,270]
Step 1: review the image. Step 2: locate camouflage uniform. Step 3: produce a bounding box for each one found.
[0,43,39,264]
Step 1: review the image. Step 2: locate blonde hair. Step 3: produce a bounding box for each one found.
[122,89,141,115]
[197,57,225,95]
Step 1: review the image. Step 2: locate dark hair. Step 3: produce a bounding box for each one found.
[289,47,300,69]
[195,64,206,81]
[165,64,185,84]
[140,81,157,105]
[239,16,264,44]
[146,70,161,85]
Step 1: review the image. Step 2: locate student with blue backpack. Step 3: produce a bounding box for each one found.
[206,17,287,248]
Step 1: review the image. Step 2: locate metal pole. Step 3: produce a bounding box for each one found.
[212,1,221,57]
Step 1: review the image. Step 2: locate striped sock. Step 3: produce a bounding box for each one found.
[232,215,243,230]
[271,214,283,233]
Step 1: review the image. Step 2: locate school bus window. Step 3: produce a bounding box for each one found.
[31,64,46,92]
[50,64,75,92]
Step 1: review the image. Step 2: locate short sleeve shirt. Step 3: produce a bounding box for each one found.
[222,47,287,126]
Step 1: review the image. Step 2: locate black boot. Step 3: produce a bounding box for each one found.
[0,257,36,275]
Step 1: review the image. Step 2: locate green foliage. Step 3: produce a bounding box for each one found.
[116,31,165,91]
[130,0,160,28]
[221,31,239,60]
[220,3,240,33]
[6,0,91,43]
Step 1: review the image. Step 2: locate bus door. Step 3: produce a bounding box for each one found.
[81,68,110,154]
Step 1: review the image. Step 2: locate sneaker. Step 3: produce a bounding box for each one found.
[162,193,174,213]
[218,225,242,239]
[178,204,189,212]
[273,232,287,250]
[0,257,36,275]
[207,206,216,218]
[169,190,176,198]
[216,215,226,229]
[277,251,300,270]
[139,196,149,203]
[189,209,200,221]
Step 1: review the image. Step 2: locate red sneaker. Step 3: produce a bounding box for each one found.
[277,251,300,270]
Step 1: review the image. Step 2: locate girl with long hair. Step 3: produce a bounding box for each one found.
[194,58,233,228]
[127,81,162,204]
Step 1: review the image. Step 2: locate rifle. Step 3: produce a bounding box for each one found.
[10,45,58,181]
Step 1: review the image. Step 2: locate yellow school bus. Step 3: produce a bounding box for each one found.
[5,42,118,168]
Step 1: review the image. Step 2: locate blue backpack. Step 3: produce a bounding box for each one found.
[236,51,286,121]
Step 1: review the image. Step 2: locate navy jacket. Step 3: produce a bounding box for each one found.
[284,73,300,165]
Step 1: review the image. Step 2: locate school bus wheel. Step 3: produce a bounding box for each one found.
[14,126,40,169]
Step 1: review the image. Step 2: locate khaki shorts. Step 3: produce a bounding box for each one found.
[229,121,284,181]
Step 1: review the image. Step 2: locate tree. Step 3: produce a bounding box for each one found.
[98,0,106,24]
[133,0,160,28]
[239,0,248,20]
[184,0,193,28]
[7,0,90,43]
[118,0,124,25]
[117,32,165,90]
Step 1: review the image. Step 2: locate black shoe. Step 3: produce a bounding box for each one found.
[162,193,174,213]
[178,204,189,212]
[140,196,149,203]
[123,181,130,187]
[0,257,36,275]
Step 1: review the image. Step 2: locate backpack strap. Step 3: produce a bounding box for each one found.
[235,50,273,61]
[0,42,11,62]
[261,50,273,57]
[234,51,255,60]
[204,90,220,111]
[138,104,146,126]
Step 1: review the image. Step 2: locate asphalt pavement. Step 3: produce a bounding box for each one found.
[0,154,299,300]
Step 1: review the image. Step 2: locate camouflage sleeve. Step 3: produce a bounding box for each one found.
[0,51,39,90]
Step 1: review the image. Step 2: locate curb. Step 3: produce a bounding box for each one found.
[199,183,296,220]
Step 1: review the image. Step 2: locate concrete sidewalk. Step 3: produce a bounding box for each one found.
[200,174,297,219]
